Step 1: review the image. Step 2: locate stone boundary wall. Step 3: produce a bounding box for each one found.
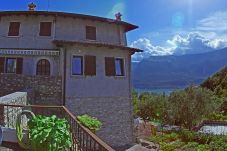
[0,74,62,105]
[66,96,134,150]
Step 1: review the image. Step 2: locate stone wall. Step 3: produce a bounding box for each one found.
[0,74,62,105]
[66,96,134,150]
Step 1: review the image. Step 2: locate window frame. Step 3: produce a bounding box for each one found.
[5,58,17,74]
[114,58,125,77]
[71,55,84,76]
[36,59,51,76]
[86,26,97,40]
[39,22,52,37]
[8,22,20,37]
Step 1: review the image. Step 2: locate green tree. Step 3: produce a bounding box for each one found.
[166,86,222,130]
[136,92,167,122]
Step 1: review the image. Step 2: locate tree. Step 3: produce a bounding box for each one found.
[136,92,167,122]
[166,86,222,130]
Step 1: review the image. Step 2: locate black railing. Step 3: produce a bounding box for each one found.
[0,104,115,151]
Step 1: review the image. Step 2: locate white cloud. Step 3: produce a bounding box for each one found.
[197,11,227,31]
[131,33,227,61]
[107,2,125,19]
[131,10,227,62]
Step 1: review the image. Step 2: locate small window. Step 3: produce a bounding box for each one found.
[72,56,83,75]
[105,57,125,76]
[36,59,50,75]
[39,22,52,36]
[8,22,20,36]
[86,26,96,40]
[115,58,124,76]
[6,58,17,73]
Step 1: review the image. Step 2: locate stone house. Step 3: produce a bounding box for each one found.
[0,5,141,150]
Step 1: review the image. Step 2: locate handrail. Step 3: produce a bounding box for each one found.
[62,106,115,151]
[0,103,115,151]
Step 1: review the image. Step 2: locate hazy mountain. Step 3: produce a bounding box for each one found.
[132,48,227,89]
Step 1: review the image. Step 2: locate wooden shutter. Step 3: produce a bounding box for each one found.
[16,58,23,74]
[105,57,115,76]
[86,26,96,40]
[39,22,52,36]
[0,57,5,73]
[85,55,96,76]
[8,22,20,36]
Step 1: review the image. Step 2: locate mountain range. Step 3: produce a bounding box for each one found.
[132,48,227,89]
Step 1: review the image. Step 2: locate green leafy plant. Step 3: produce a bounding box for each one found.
[28,115,72,151]
[77,114,102,133]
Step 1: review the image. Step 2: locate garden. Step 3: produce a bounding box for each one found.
[133,84,227,151]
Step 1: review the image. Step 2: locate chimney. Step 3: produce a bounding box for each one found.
[28,2,36,11]
[115,12,122,21]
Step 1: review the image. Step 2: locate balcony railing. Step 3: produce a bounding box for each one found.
[0,104,115,151]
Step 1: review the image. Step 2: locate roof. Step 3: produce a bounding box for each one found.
[53,40,143,53]
[0,11,138,32]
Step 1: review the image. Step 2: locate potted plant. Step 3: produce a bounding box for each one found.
[77,114,102,133]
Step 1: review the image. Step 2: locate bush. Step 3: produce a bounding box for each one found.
[206,112,227,121]
[136,92,167,122]
[149,133,179,143]
[182,142,199,150]
[166,86,222,129]
[161,141,185,151]
[77,114,102,133]
[195,144,210,151]
[28,115,72,151]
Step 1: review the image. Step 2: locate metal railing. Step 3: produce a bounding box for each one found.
[0,104,115,151]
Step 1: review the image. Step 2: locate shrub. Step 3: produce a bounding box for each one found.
[161,141,185,151]
[182,142,199,150]
[77,114,102,133]
[136,92,167,122]
[166,86,222,129]
[149,132,179,143]
[206,112,227,121]
[195,144,210,151]
[28,115,72,151]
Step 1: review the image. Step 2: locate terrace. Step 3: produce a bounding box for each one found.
[0,92,115,151]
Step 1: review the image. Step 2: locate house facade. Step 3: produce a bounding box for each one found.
[0,6,141,150]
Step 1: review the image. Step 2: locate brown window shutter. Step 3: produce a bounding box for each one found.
[0,57,5,73]
[85,55,96,76]
[86,26,96,40]
[8,22,20,36]
[105,57,115,76]
[39,22,52,36]
[16,58,23,74]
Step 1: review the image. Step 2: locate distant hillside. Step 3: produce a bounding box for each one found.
[132,48,227,89]
[201,66,227,97]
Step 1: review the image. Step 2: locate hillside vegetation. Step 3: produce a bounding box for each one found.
[201,66,227,97]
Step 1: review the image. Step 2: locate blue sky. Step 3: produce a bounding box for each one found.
[1,0,227,61]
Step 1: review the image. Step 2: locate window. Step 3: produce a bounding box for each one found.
[72,56,83,75]
[0,57,23,74]
[36,59,50,75]
[6,58,17,73]
[8,22,20,36]
[105,57,125,76]
[115,58,124,76]
[86,26,96,40]
[39,22,52,36]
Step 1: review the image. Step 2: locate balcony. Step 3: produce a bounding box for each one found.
[0,104,115,151]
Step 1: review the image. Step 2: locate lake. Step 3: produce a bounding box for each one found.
[135,88,184,95]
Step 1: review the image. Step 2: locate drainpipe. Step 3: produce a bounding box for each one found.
[59,47,66,106]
